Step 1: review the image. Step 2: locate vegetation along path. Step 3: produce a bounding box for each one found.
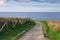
[17,22,46,40]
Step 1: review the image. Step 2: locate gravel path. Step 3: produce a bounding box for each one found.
[17,22,46,40]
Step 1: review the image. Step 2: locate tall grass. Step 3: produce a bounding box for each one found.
[40,21,60,40]
[0,18,35,40]
[0,21,35,40]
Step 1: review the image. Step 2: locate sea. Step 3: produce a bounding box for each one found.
[0,12,60,20]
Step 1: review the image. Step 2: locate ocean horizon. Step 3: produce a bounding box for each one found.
[0,12,60,20]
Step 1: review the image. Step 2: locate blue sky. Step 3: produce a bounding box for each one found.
[0,0,60,12]
[6,0,60,3]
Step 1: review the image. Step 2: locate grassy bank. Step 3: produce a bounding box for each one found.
[40,21,60,40]
[0,21,35,40]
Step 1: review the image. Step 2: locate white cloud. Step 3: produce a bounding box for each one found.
[0,1,60,12]
[0,7,60,12]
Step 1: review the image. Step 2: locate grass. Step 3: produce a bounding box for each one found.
[40,21,60,40]
[40,21,49,37]
[0,21,35,40]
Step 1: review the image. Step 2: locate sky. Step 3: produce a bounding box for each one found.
[0,0,60,12]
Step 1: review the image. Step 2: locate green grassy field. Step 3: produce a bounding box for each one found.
[0,21,35,40]
[40,21,60,40]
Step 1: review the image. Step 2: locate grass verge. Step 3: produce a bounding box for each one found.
[40,21,60,40]
[0,21,35,40]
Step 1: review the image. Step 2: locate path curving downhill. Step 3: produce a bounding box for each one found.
[17,22,46,40]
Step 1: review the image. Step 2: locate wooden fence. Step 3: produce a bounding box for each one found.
[0,18,30,32]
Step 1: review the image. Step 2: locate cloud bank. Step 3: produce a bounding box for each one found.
[0,0,60,12]
[0,7,60,12]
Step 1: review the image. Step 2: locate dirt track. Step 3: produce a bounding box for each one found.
[17,22,46,40]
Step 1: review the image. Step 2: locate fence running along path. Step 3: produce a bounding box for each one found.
[0,18,30,32]
[0,21,7,32]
